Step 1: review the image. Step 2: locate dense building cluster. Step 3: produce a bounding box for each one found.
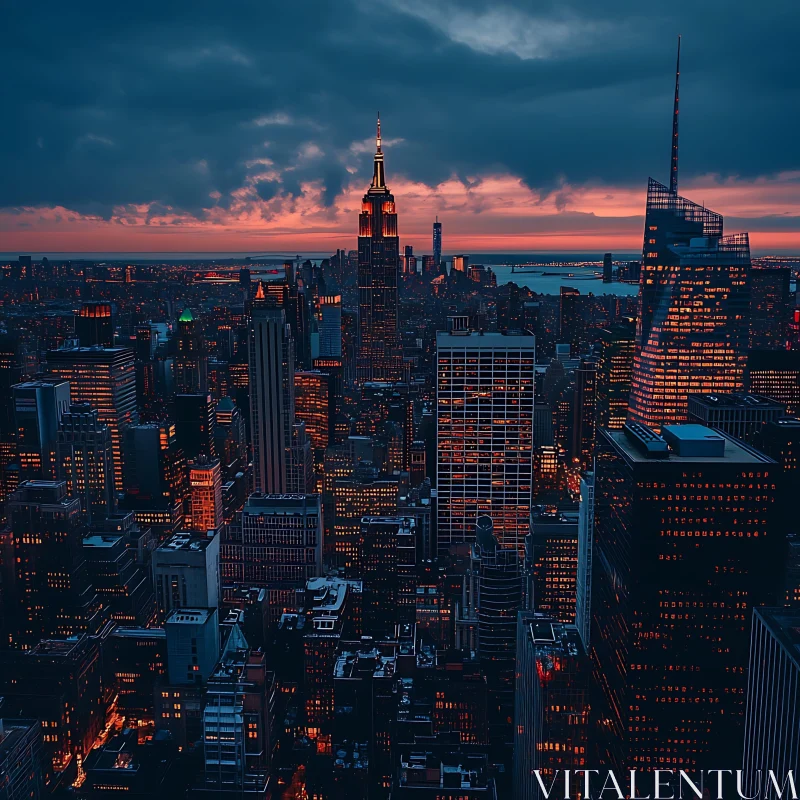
[1,57,800,800]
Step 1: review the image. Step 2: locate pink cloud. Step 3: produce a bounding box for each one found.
[1,171,799,253]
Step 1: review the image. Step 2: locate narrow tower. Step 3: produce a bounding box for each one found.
[669,35,681,194]
[356,115,402,383]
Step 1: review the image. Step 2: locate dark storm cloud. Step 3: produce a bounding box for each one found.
[2,0,798,218]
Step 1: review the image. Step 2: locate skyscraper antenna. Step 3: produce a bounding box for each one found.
[376,112,381,153]
[670,35,681,194]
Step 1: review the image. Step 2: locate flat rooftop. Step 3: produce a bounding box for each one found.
[436,330,535,349]
[688,393,784,410]
[754,608,800,669]
[165,608,215,625]
[157,531,215,552]
[607,424,773,465]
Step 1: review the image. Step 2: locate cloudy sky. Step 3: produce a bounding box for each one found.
[2,0,799,254]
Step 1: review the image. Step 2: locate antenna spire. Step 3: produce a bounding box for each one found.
[670,35,681,194]
[376,112,382,153]
[370,113,386,191]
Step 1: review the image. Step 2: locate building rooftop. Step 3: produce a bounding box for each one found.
[754,608,800,669]
[688,393,784,410]
[608,423,773,465]
[165,608,215,626]
[83,534,124,549]
[436,330,535,349]
[244,493,320,513]
[157,531,215,552]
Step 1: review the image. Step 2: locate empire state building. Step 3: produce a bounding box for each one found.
[356,116,403,382]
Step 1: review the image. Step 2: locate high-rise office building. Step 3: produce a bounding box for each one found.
[6,480,101,648]
[596,318,636,431]
[174,393,216,461]
[56,402,115,524]
[174,308,207,394]
[628,45,750,428]
[628,183,750,429]
[249,295,295,494]
[571,358,597,470]
[357,116,402,383]
[75,302,114,348]
[513,614,589,800]
[437,326,535,555]
[558,287,582,354]
[742,607,800,797]
[12,379,71,480]
[575,472,594,651]
[318,294,342,358]
[686,392,784,444]
[433,217,442,267]
[121,422,186,532]
[475,516,523,752]
[360,516,417,636]
[47,347,138,493]
[188,456,223,534]
[227,494,322,625]
[602,252,613,283]
[592,423,780,768]
[747,349,800,414]
[214,397,248,477]
[524,509,578,624]
[294,371,333,458]
[196,631,274,799]
[164,607,220,686]
[452,254,469,273]
[152,531,220,617]
[749,266,792,351]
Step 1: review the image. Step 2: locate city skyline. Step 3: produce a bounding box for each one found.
[3,3,800,254]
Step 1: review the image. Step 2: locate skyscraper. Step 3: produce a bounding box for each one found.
[558,286,582,354]
[742,607,800,796]
[12,379,71,480]
[187,456,223,533]
[56,401,115,524]
[174,308,207,394]
[433,217,442,267]
[596,318,636,431]
[513,614,589,800]
[175,393,217,461]
[357,116,402,383]
[749,267,792,350]
[47,347,138,493]
[436,325,535,555]
[602,252,612,283]
[628,44,750,429]
[318,293,342,358]
[249,295,295,494]
[591,423,779,768]
[6,480,101,648]
[228,493,322,624]
[75,302,114,347]
[746,349,800,414]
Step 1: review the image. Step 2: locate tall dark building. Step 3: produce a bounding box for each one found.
[433,216,442,267]
[571,358,597,470]
[750,266,792,350]
[591,423,780,769]
[12,379,71,481]
[513,614,589,800]
[6,480,101,648]
[742,608,800,796]
[596,318,636,431]
[56,401,116,524]
[174,308,207,394]
[475,516,523,753]
[360,516,417,636]
[249,294,295,494]
[747,349,800,414]
[75,302,114,347]
[558,287,581,353]
[357,116,402,383]
[686,392,784,444]
[174,393,216,461]
[47,347,138,493]
[602,252,612,283]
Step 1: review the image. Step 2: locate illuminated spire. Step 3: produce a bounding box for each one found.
[371,112,386,191]
[670,35,681,195]
[255,282,265,300]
